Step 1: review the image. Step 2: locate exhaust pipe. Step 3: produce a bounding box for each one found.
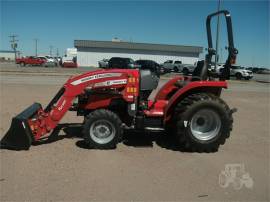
[0,103,42,150]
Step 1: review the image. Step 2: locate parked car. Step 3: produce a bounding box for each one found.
[16,56,46,66]
[181,64,197,75]
[45,56,58,66]
[246,67,255,72]
[55,57,61,62]
[135,59,167,76]
[214,64,253,80]
[230,65,253,80]
[108,57,140,69]
[98,59,109,68]
[248,67,260,73]
[54,57,61,65]
[212,63,225,73]
[61,56,77,68]
[257,68,270,74]
[161,60,183,72]
[244,67,270,74]
[37,56,56,67]
[161,60,196,74]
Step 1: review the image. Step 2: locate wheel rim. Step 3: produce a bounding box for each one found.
[190,109,221,141]
[89,119,116,144]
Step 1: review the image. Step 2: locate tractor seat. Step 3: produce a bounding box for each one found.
[140,70,159,100]
[192,60,205,81]
[173,61,205,89]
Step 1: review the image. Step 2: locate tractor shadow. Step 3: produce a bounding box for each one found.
[32,123,84,146]
[122,131,187,152]
[33,123,187,152]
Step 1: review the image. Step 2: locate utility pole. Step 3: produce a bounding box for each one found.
[34,38,38,56]
[215,0,221,68]
[49,45,53,56]
[252,56,255,68]
[56,48,59,57]
[9,35,18,59]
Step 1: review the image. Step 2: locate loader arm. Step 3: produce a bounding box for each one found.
[1,69,139,150]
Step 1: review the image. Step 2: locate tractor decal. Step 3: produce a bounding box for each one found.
[219,163,254,190]
[71,73,122,85]
[94,79,127,87]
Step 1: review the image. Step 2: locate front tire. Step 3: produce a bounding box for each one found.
[174,93,233,152]
[83,109,123,149]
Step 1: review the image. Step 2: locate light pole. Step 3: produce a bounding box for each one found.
[49,45,53,56]
[34,38,38,56]
[9,35,18,59]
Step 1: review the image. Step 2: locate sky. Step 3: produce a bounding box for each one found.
[0,0,269,67]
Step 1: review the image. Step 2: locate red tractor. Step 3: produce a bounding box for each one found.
[1,10,238,152]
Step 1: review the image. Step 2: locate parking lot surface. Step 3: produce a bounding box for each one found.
[0,66,269,201]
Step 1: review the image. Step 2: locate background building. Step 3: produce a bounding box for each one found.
[66,48,77,57]
[74,40,203,67]
[0,50,18,61]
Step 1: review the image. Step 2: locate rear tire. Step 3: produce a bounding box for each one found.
[83,109,123,149]
[235,73,242,80]
[183,68,189,75]
[174,66,179,72]
[173,93,233,152]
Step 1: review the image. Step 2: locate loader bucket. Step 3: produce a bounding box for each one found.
[0,103,42,150]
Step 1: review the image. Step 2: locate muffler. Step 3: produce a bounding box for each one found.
[0,103,42,150]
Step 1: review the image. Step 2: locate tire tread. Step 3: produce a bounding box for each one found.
[174,93,233,152]
[83,109,123,149]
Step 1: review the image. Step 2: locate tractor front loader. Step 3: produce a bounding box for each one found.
[1,10,238,152]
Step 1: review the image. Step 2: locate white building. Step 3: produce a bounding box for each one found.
[66,48,77,57]
[74,40,203,67]
[0,50,16,61]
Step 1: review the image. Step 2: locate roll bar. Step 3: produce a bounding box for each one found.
[207,10,235,51]
[202,10,238,80]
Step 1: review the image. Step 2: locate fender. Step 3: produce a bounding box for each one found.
[164,80,228,121]
[154,76,181,100]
